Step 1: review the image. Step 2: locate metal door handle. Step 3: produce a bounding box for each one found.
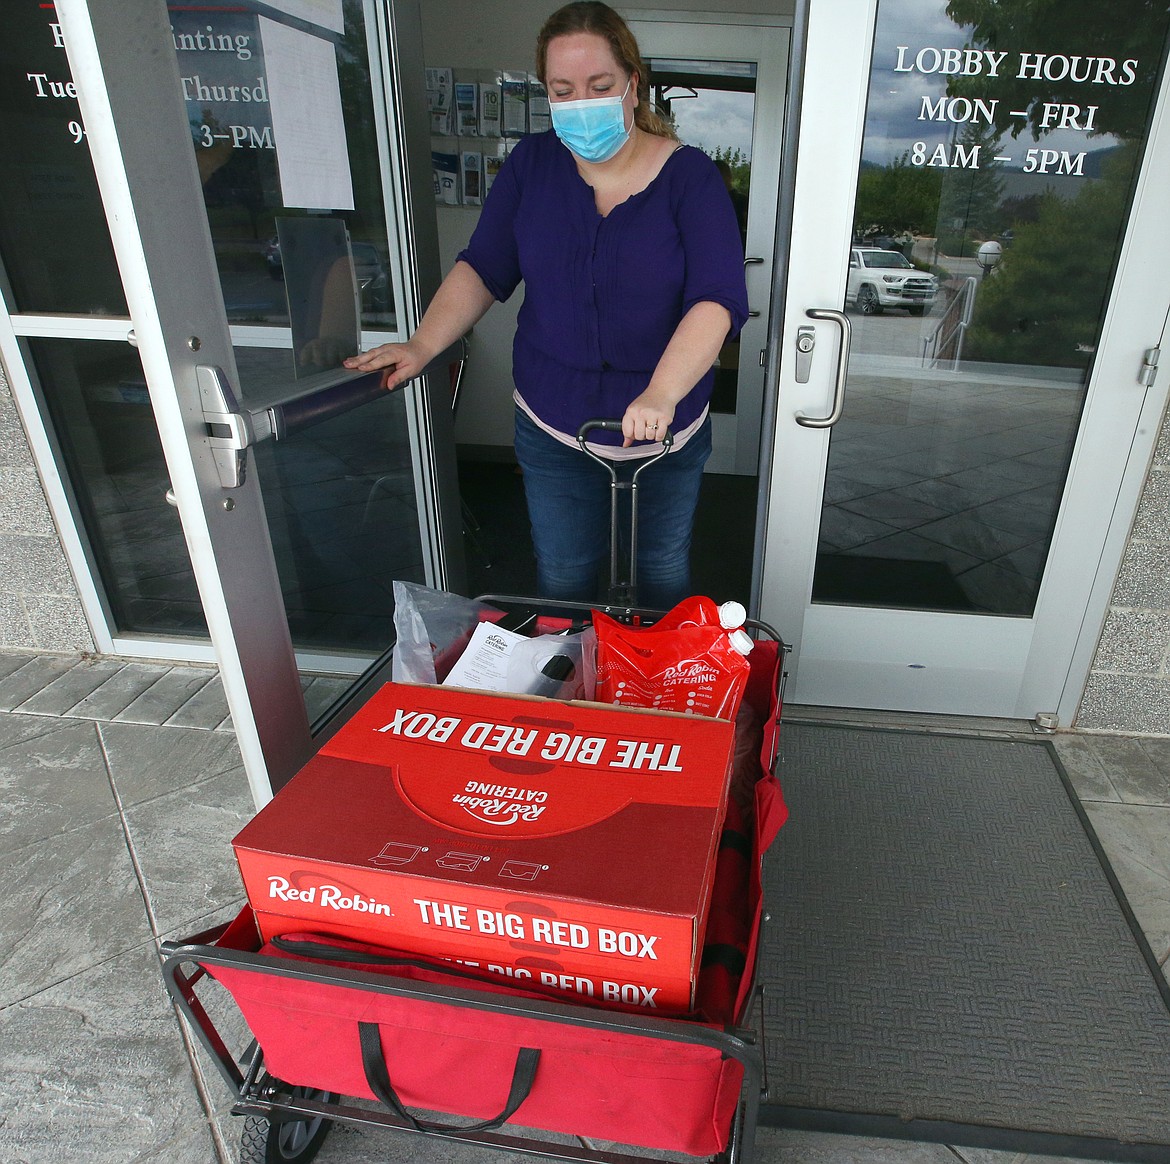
[194,341,467,491]
[744,258,764,318]
[271,340,465,436]
[795,308,851,428]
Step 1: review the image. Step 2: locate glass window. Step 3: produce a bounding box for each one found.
[650,59,755,416]
[25,338,205,636]
[814,0,1170,616]
[237,349,426,657]
[0,3,398,328]
[173,3,398,331]
[0,4,127,315]
[23,340,427,653]
[4,2,411,649]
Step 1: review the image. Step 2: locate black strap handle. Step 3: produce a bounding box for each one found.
[272,934,460,973]
[270,934,563,999]
[358,1022,540,1134]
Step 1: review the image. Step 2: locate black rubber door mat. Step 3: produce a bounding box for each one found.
[760,723,1170,1161]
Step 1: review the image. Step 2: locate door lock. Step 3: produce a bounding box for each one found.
[794,325,816,383]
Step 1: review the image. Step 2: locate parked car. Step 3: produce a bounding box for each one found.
[264,238,391,312]
[846,247,938,316]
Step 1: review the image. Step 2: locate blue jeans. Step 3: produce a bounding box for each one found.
[514,408,711,609]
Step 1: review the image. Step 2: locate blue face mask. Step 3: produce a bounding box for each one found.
[549,78,632,163]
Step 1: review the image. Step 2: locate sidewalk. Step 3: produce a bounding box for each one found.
[0,650,1167,1163]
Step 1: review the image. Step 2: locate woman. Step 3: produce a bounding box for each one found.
[344,1,748,608]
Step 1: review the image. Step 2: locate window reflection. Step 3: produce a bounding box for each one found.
[26,339,206,637]
[173,2,397,331]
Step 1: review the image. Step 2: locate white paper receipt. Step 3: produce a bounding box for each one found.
[442,622,527,692]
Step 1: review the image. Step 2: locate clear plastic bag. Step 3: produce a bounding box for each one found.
[391,582,502,685]
[442,621,594,700]
[391,583,595,699]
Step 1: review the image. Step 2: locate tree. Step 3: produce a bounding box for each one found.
[853,153,943,238]
[945,0,1169,141]
[933,123,1005,256]
[711,145,751,198]
[964,144,1135,367]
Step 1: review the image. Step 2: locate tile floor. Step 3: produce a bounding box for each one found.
[1,650,1168,1164]
[819,316,1086,617]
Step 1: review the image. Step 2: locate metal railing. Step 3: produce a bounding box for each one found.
[921,276,978,371]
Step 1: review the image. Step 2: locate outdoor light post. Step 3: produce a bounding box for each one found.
[977,239,1003,281]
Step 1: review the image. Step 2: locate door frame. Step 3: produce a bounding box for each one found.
[54,0,462,803]
[626,10,790,478]
[760,0,1170,721]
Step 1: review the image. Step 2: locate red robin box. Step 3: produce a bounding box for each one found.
[232,683,736,1012]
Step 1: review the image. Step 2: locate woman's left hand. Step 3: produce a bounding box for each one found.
[621,302,731,446]
[621,393,675,447]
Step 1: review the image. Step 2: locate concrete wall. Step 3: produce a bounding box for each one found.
[1077,397,1170,734]
[0,361,94,653]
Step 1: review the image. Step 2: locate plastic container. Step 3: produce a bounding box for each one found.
[718,601,747,631]
[593,597,752,719]
[728,628,754,656]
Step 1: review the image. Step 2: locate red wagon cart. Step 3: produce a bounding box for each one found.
[162,618,785,1164]
[162,424,788,1164]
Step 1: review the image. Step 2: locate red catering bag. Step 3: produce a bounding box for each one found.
[208,915,745,1155]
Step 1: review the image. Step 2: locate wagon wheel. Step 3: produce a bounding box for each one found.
[239,1086,336,1163]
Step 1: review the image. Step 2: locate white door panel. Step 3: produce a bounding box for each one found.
[628,15,789,476]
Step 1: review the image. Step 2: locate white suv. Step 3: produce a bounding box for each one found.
[846,247,938,316]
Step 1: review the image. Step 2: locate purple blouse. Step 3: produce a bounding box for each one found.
[457,132,749,449]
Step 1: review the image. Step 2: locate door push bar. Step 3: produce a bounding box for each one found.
[196,342,464,490]
[196,365,274,492]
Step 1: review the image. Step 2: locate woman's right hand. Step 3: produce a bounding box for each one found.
[342,339,432,391]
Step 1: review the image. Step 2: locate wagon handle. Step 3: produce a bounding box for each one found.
[576,419,673,603]
[576,418,673,461]
[360,1023,540,1134]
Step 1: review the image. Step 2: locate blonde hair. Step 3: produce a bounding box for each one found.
[536,2,676,139]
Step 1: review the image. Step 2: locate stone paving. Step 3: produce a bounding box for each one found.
[0,650,1167,1163]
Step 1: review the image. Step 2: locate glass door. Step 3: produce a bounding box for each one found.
[629,16,788,477]
[53,0,461,801]
[762,0,1170,718]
